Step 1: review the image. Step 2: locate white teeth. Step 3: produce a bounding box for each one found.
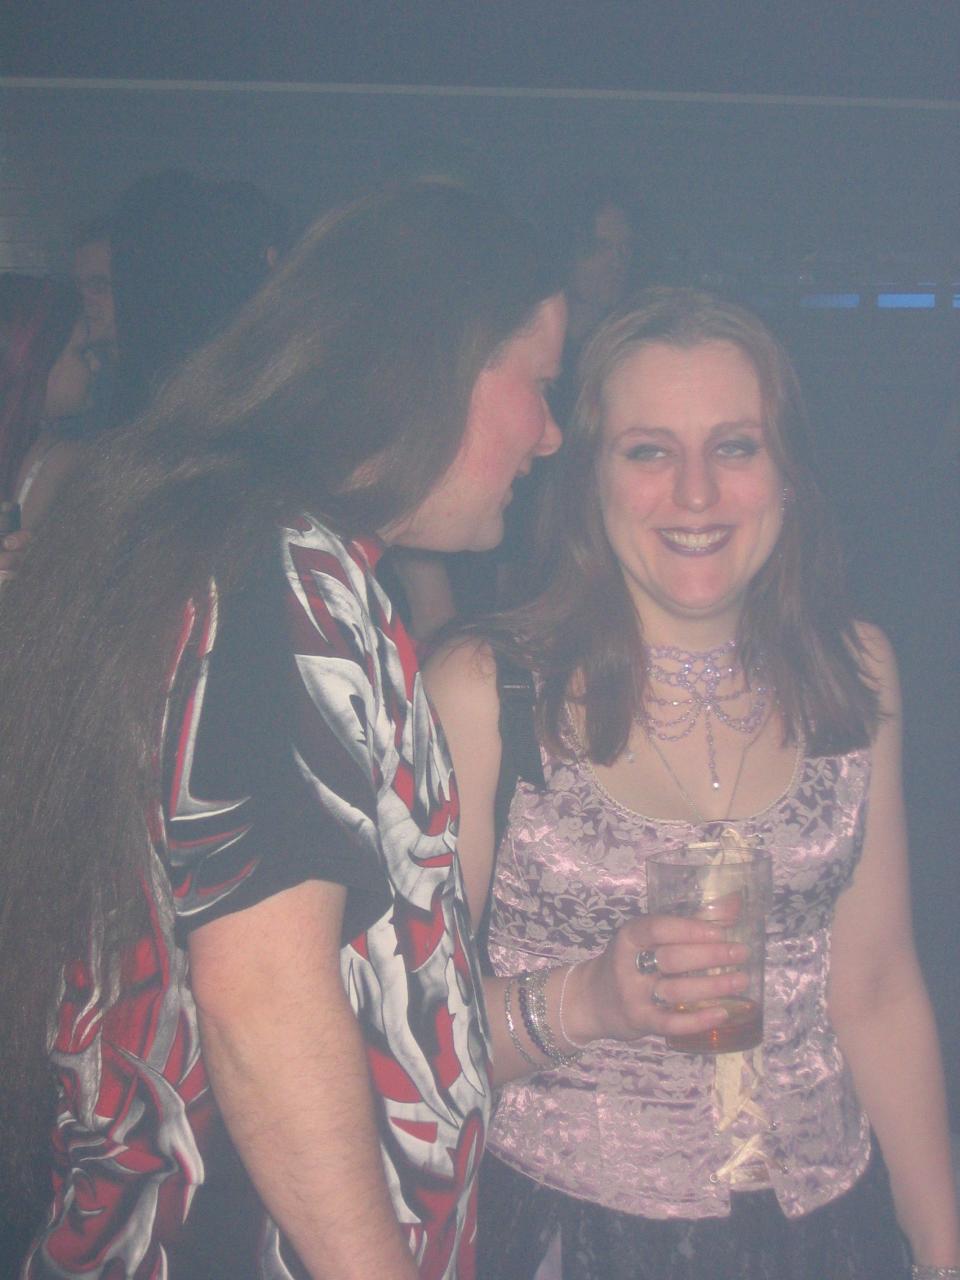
[660,529,726,550]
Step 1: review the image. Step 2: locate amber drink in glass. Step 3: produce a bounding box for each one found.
[647,842,772,1053]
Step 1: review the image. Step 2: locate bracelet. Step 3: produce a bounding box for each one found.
[516,969,550,1058]
[557,959,592,1051]
[503,975,540,1070]
[911,1267,960,1279]
[518,969,582,1067]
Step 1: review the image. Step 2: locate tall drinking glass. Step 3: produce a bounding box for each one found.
[647,841,772,1053]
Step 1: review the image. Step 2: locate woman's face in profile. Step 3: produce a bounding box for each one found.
[387,294,566,553]
[594,338,783,640]
[44,318,100,421]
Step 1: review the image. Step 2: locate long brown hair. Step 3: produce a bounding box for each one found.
[491,286,879,762]
[0,179,559,1209]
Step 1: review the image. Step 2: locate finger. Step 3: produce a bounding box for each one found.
[654,940,749,976]
[654,968,749,1009]
[623,913,735,950]
[0,530,29,551]
[656,1001,735,1038]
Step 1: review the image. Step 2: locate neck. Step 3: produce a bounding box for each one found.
[640,622,741,655]
[631,598,744,654]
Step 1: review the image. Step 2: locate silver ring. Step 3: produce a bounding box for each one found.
[635,948,659,976]
[650,986,671,1008]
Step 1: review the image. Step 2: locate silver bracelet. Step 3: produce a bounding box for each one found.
[521,969,582,1067]
[557,959,592,1051]
[503,975,540,1069]
[911,1267,960,1279]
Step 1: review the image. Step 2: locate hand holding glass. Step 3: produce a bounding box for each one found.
[647,843,772,1053]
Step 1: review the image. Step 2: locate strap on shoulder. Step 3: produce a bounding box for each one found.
[494,655,546,850]
[474,654,545,975]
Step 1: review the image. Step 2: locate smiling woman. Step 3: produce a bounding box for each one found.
[596,339,783,642]
[424,287,958,1279]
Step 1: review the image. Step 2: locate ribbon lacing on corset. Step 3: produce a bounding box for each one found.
[693,828,772,1189]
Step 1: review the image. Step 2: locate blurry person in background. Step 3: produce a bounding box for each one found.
[0,274,99,549]
[0,176,290,581]
[109,168,289,426]
[72,219,117,358]
[563,186,637,352]
[71,218,118,437]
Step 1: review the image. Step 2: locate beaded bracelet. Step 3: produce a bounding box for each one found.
[911,1267,960,1279]
[517,969,582,1067]
[503,975,540,1070]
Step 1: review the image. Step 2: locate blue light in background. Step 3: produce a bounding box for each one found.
[876,293,936,309]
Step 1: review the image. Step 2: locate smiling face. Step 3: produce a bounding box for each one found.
[595,339,783,644]
[387,293,566,552]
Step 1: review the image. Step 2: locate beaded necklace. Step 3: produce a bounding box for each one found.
[629,640,770,794]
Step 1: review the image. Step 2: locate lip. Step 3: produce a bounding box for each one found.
[656,525,733,556]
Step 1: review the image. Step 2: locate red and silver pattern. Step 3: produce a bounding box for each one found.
[25,518,490,1279]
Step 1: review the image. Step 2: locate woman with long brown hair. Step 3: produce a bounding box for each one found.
[0,179,576,1279]
[427,287,958,1280]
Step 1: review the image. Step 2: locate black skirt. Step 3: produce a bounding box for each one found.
[477,1143,910,1280]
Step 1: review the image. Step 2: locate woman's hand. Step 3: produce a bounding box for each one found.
[564,911,750,1045]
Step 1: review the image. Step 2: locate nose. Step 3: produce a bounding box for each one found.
[534,406,563,459]
[673,456,718,512]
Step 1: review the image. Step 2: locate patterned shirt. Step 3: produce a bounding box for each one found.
[487,729,872,1219]
[26,518,490,1280]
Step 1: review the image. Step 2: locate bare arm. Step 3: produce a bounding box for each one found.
[425,639,752,1088]
[188,879,419,1280]
[828,625,959,1269]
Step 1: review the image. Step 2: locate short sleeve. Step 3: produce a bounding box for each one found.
[161,537,391,940]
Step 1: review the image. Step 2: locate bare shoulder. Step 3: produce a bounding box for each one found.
[852,620,901,714]
[423,636,499,722]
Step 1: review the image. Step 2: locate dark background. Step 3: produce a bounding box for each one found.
[2,2,958,1116]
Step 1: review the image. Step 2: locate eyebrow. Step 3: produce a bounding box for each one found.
[613,418,764,439]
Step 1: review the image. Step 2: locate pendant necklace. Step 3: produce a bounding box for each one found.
[644,727,752,825]
[625,640,770,801]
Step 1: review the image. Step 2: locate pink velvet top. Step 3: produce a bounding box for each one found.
[487,731,873,1219]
